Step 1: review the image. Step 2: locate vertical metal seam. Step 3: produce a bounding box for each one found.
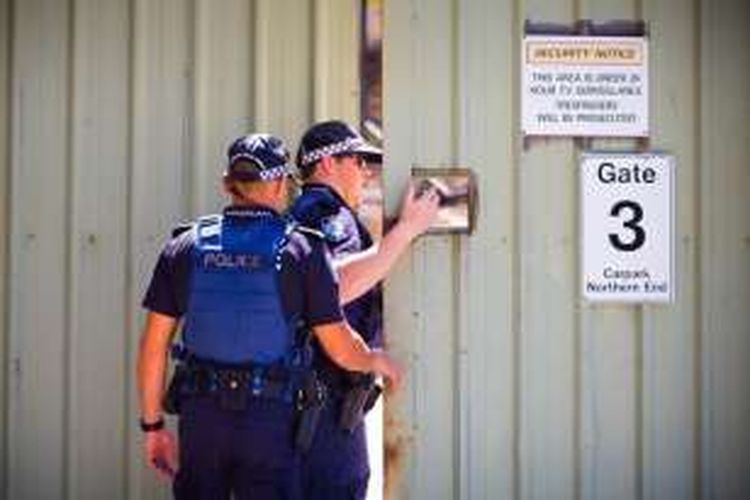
[122,0,136,496]
[571,0,587,481]
[635,306,644,500]
[511,0,522,497]
[636,5,647,499]
[449,0,459,163]
[355,0,363,125]
[572,129,582,500]
[310,0,317,123]
[254,0,261,123]
[633,7,653,499]
[357,0,366,126]
[449,0,463,498]
[692,0,704,497]
[252,0,265,130]
[635,57,648,500]
[572,5,583,496]
[452,241,463,500]
[248,0,256,125]
[63,0,77,497]
[186,0,198,216]
[1,0,15,496]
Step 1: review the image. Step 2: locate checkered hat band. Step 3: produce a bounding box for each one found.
[257,164,288,180]
[300,137,363,167]
[230,154,288,181]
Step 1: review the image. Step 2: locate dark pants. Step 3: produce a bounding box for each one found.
[174,395,301,500]
[302,401,370,500]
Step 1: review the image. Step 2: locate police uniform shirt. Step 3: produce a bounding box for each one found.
[142,205,343,330]
[289,183,383,350]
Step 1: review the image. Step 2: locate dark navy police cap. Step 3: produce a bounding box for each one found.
[296,120,382,170]
[226,133,290,182]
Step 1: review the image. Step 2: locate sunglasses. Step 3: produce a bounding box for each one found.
[334,154,368,170]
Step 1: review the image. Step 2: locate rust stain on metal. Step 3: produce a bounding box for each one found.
[383,404,413,500]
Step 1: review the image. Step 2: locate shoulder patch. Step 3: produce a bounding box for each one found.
[320,216,348,243]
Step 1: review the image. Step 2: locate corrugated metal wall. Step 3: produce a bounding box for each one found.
[1,0,749,499]
[382,0,749,499]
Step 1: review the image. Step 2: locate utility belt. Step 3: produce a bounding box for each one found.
[164,360,295,411]
[163,352,326,453]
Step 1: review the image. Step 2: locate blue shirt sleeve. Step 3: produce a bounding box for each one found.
[280,231,344,327]
[141,230,193,318]
[301,239,343,327]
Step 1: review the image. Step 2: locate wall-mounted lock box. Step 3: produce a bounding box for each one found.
[411,167,477,234]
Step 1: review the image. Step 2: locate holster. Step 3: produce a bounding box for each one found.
[338,373,382,433]
[294,371,326,453]
[163,363,188,415]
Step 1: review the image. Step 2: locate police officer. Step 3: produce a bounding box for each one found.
[289,121,439,499]
[137,133,402,500]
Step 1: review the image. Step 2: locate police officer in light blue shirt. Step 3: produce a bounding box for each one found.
[136,133,402,500]
[289,121,439,500]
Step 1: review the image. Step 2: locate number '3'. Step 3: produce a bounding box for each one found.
[608,200,646,252]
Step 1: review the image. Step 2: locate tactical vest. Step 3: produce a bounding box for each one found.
[181,212,296,365]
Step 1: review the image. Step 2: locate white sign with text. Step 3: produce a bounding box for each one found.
[522,35,649,137]
[581,153,673,303]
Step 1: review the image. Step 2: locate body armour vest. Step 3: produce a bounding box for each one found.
[182,213,294,364]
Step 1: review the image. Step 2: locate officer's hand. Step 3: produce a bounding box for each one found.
[398,183,440,238]
[372,351,404,391]
[144,428,178,480]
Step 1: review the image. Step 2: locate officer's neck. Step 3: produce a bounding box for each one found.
[227,182,287,212]
[232,198,284,213]
[305,177,356,209]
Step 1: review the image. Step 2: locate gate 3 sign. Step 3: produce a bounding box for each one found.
[581,153,674,303]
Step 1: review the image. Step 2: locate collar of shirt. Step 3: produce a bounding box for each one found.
[302,183,350,209]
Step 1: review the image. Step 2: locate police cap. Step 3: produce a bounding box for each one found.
[226,133,291,182]
[296,120,382,173]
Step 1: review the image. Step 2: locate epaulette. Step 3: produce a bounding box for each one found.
[295,225,325,240]
[171,221,195,238]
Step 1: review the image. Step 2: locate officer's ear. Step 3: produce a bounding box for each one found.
[267,177,289,208]
[223,176,243,198]
[318,156,337,177]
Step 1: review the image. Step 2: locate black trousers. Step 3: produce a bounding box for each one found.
[302,402,370,500]
[173,395,301,500]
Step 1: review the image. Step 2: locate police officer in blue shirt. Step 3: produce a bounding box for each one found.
[289,121,439,499]
[136,133,403,500]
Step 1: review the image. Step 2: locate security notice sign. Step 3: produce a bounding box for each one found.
[522,35,649,137]
[581,153,674,303]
